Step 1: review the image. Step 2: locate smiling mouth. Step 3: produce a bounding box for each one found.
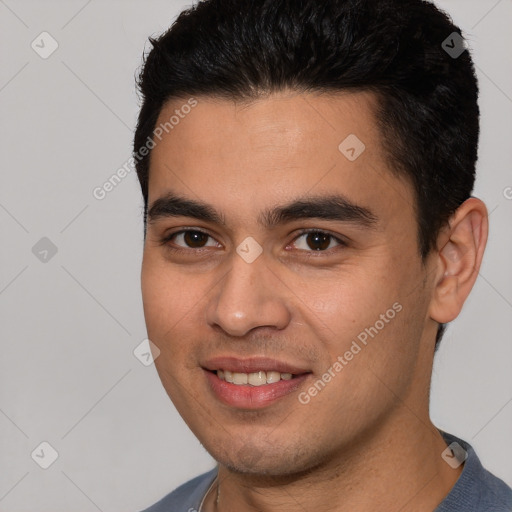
[214,369,302,386]
[203,362,312,409]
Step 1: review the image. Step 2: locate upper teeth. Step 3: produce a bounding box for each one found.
[217,370,293,386]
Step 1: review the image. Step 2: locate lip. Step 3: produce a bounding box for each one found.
[202,356,310,375]
[202,356,312,410]
[204,370,310,409]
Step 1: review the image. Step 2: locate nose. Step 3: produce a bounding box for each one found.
[205,250,291,337]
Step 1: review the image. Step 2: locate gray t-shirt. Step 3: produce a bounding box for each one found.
[141,432,512,511]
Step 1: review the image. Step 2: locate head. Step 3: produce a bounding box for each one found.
[135,0,487,476]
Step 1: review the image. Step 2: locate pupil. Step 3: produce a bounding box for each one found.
[307,232,330,251]
[184,231,207,248]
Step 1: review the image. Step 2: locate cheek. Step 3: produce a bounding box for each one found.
[305,303,422,435]
[305,266,399,343]
[309,262,421,382]
[141,256,200,346]
[141,260,205,401]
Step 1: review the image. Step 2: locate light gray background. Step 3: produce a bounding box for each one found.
[0,1,511,510]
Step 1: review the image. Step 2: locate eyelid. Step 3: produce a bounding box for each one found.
[287,228,347,253]
[159,227,217,247]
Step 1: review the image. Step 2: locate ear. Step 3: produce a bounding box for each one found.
[428,197,489,324]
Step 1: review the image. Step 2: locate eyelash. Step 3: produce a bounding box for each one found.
[159,228,347,255]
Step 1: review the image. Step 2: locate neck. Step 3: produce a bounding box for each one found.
[205,412,462,512]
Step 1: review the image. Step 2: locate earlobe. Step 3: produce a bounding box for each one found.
[428,198,489,324]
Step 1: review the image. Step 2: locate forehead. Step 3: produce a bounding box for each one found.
[147,90,415,230]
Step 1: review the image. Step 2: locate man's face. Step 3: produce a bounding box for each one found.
[141,91,438,475]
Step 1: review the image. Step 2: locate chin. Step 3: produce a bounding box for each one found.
[210,440,324,478]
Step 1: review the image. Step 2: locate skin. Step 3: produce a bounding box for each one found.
[141,90,488,511]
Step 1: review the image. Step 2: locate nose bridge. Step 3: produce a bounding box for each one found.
[206,249,291,337]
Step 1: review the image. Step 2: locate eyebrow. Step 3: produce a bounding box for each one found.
[147,192,378,229]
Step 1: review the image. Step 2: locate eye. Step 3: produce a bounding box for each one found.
[161,229,220,250]
[290,230,345,252]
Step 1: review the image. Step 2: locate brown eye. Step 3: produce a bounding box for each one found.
[305,232,331,251]
[182,231,209,248]
[163,230,220,250]
[292,230,345,252]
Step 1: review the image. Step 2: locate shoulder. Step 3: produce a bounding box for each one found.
[139,468,218,512]
[436,432,512,512]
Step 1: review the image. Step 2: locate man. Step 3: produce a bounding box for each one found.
[134,0,512,510]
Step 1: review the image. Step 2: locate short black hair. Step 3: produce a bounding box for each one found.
[134,0,480,348]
